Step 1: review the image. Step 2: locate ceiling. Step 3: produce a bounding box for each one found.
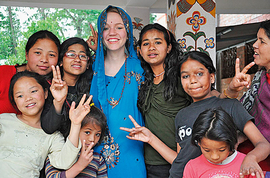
[1,0,270,14]
[0,0,166,13]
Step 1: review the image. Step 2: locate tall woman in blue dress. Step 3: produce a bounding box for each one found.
[90,5,146,178]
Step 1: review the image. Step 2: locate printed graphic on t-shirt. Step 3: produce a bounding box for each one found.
[178,125,192,141]
[208,170,239,178]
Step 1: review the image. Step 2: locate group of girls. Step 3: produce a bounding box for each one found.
[169,51,270,178]
[0,4,145,178]
[0,16,106,178]
[1,3,270,178]
[120,18,270,178]
[0,70,94,177]
[122,27,270,178]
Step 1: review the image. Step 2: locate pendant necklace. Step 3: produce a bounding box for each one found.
[107,58,127,108]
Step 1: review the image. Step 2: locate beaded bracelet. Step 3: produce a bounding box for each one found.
[223,88,239,99]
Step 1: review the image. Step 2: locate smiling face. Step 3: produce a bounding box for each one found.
[253,28,270,70]
[79,122,102,148]
[102,12,128,52]
[13,76,47,118]
[199,137,231,164]
[62,43,88,82]
[139,29,171,68]
[25,38,58,75]
[180,58,215,102]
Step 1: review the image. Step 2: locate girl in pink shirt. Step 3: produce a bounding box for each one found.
[183,108,269,178]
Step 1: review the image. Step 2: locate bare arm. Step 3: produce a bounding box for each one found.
[240,120,270,178]
[68,94,93,148]
[46,94,92,171]
[120,115,180,164]
[147,132,180,164]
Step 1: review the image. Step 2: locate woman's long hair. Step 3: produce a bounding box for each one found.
[57,37,93,138]
[59,37,93,95]
[137,23,184,109]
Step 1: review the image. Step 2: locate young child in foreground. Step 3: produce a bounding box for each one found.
[45,105,108,178]
[0,71,92,177]
[169,51,270,178]
[183,108,270,178]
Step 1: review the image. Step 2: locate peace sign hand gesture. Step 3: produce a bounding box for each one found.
[87,24,98,52]
[50,65,68,113]
[76,140,94,169]
[229,58,255,92]
[222,58,255,99]
[65,140,95,177]
[120,115,153,143]
[121,116,179,164]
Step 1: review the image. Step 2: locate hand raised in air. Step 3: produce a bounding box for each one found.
[69,94,93,125]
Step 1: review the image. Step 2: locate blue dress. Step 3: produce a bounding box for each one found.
[90,5,146,178]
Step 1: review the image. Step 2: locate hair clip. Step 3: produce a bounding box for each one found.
[90,103,95,106]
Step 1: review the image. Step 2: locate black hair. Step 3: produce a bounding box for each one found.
[191,108,238,152]
[25,30,61,80]
[81,105,107,145]
[259,20,270,39]
[137,23,184,109]
[59,37,93,95]
[180,51,216,74]
[25,30,60,57]
[180,51,216,90]
[56,37,93,139]
[9,71,49,111]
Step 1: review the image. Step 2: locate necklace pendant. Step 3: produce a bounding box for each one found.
[112,101,118,109]
[106,59,127,109]
[108,97,119,109]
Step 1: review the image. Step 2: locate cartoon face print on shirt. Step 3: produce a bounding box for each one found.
[178,125,192,141]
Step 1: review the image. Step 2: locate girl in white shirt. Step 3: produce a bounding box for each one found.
[0,70,92,177]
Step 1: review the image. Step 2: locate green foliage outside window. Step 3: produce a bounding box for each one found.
[0,6,102,65]
[0,6,159,65]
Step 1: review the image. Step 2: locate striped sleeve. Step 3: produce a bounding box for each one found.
[97,153,107,178]
[45,157,66,178]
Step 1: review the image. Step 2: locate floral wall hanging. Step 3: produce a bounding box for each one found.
[168,0,216,65]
